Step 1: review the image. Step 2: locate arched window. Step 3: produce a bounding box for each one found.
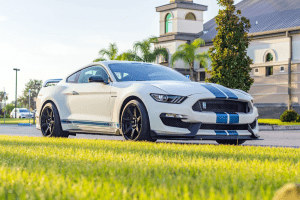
[266,53,274,62]
[165,13,173,33]
[185,13,196,21]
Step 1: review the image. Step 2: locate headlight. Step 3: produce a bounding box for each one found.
[150,94,187,104]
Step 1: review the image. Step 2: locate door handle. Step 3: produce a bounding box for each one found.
[72,91,79,95]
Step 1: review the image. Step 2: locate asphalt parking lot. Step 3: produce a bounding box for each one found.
[0,124,299,148]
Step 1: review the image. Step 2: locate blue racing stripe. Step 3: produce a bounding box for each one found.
[215,130,227,136]
[214,85,238,99]
[216,112,228,124]
[227,131,239,136]
[202,85,227,99]
[228,113,239,124]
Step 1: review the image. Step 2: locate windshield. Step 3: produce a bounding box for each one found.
[19,109,30,113]
[108,63,190,82]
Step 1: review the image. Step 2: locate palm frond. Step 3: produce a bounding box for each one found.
[93,57,107,62]
[195,51,210,68]
[171,50,187,67]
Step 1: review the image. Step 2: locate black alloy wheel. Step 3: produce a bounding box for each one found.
[41,107,55,136]
[40,102,69,138]
[121,100,156,142]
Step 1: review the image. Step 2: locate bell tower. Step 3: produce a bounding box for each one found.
[155,0,207,69]
[156,0,207,36]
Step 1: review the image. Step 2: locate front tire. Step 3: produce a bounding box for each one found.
[216,139,246,145]
[40,102,69,138]
[120,100,156,142]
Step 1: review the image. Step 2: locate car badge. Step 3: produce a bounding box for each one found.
[203,102,206,109]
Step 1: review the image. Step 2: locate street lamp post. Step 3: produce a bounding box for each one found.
[28,89,31,124]
[13,68,20,119]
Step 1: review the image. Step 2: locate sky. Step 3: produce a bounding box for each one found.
[0,0,242,102]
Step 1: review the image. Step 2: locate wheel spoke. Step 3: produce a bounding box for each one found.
[127,108,134,119]
[122,118,131,122]
[134,107,137,118]
[135,125,139,132]
[131,129,135,139]
[41,123,48,129]
[45,126,50,134]
[46,108,50,117]
[124,127,132,136]
[137,116,141,122]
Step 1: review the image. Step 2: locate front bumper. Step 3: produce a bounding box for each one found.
[147,93,259,140]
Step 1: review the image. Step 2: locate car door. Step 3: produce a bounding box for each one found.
[66,65,113,133]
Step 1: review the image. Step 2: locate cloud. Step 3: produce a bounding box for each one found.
[0,16,8,21]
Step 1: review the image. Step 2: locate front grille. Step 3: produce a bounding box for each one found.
[200,124,249,130]
[160,117,192,129]
[192,99,249,113]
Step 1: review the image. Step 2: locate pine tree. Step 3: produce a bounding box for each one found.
[206,0,254,92]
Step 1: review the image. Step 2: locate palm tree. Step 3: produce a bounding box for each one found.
[0,91,8,102]
[132,37,169,63]
[171,38,209,81]
[93,43,119,62]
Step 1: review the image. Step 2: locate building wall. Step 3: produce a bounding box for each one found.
[159,8,204,35]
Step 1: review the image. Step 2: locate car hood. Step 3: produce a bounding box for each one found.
[147,81,252,100]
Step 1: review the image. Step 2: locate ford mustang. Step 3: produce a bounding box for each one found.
[36,61,259,145]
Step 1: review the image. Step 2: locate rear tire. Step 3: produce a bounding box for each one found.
[40,102,69,138]
[216,139,246,145]
[120,100,155,142]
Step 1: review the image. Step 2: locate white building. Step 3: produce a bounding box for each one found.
[155,0,300,118]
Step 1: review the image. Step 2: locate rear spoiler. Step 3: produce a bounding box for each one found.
[43,79,63,87]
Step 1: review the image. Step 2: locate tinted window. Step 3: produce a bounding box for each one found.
[78,66,109,83]
[67,72,80,83]
[108,63,190,82]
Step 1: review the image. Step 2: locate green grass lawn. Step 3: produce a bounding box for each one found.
[0,136,299,199]
[0,118,35,124]
[258,119,300,126]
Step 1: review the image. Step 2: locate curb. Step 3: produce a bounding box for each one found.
[259,125,300,131]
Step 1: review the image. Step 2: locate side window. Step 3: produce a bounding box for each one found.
[67,71,80,83]
[78,66,109,84]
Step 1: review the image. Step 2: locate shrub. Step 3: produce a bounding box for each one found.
[5,114,10,118]
[296,115,300,123]
[280,110,298,122]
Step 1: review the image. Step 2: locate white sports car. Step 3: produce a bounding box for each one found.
[36,61,259,145]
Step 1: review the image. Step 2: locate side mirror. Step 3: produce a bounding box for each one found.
[88,76,107,84]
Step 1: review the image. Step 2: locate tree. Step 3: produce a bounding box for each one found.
[2,103,15,115]
[132,37,169,63]
[18,79,43,110]
[0,91,8,102]
[93,43,119,62]
[206,0,254,92]
[171,38,209,81]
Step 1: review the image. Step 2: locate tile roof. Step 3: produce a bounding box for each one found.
[200,0,300,43]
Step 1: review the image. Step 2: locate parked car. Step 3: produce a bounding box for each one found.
[10,108,34,119]
[36,61,259,145]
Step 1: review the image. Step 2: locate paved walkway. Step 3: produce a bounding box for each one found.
[0,124,299,148]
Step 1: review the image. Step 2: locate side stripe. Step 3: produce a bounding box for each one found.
[216,112,228,124]
[215,130,227,136]
[61,120,119,128]
[227,130,239,136]
[214,85,238,99]
[228,113,239,124]
[202,85,227,99]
